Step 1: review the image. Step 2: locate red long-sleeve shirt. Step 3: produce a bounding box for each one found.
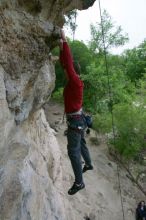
[60,42,83,113]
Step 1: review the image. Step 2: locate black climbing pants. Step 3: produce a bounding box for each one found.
[67,116,92,184]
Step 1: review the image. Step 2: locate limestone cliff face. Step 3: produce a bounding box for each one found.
[0,1,95,219]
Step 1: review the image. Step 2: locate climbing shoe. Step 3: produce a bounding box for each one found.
[68,182,85,195]
[82,165,93,173]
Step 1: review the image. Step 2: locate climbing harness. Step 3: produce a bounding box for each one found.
[98,0,125,219]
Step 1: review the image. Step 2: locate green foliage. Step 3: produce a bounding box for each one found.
[123,40,146,83]
[82,56,134,113]
[69,40,93,75]
[111,103,146,159]
[93,103,146,160]
[80,10,130,113]
[89,10,129,53]
[82,62,109,112]
[52,87,64,103]
[92,112,112,133]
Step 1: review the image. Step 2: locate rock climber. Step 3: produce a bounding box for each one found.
[59,29,93,195]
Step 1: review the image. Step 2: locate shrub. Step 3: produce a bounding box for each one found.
[52,87,64,103]
[92,112,112,133]
[111,103,146,159]
[93,103,146,160]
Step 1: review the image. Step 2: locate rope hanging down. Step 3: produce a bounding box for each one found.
[98,0,125,220]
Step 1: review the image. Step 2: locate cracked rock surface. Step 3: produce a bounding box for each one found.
[0,0,96,219]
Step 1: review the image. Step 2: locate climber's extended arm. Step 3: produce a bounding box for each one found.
[59,30,77,80]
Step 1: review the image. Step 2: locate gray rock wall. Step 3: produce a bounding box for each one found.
[0,1,95,219]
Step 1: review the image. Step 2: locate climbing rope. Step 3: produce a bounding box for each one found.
[98,0,125,219]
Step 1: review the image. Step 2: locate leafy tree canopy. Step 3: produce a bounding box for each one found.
[89,10,129,53]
